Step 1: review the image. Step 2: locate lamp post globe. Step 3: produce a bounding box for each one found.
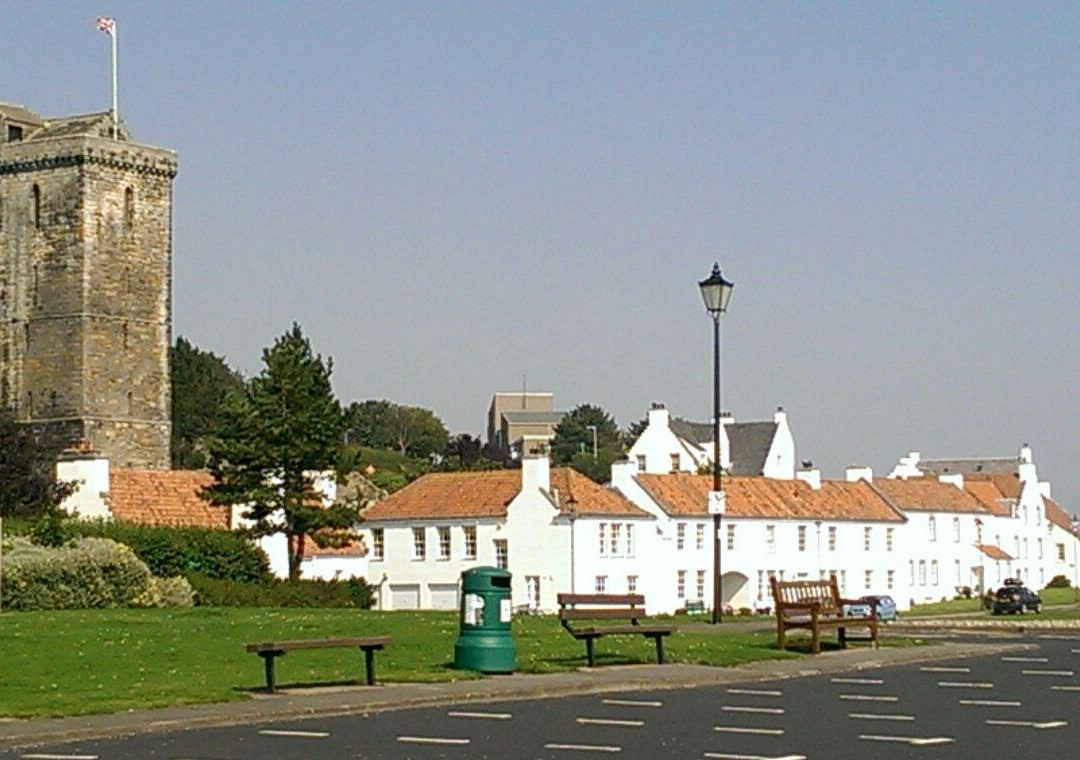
[700,262,733,625]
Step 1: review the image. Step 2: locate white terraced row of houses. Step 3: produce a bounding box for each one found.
[359,405,1080,615]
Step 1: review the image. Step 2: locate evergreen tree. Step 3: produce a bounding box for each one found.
[171,337,246,469]
[550,403,623,483]
[0,410,73,517]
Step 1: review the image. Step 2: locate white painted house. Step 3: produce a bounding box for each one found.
[628,404,797,479]
[359,457,654,612]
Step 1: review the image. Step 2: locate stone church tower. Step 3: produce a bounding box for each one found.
[0,103,177,468]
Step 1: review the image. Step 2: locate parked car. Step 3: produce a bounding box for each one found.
[992,585,1043,615]
[844,595,899,621]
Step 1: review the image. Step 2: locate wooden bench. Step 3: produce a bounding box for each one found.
[558,593,675,668]
[245,636,391,692]
[770,575,878,654]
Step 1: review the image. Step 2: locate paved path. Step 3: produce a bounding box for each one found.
[0,638,1042,758]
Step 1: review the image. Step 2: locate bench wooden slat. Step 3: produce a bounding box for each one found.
[245,636,391,653]
[770,574,878,654]
[559,608,646,621]
[558,593,644,605]
[572,625,674,637]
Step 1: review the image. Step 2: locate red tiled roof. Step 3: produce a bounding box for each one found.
[963,479,1014,516]
[1044,496,1080,539]
[975,543,1014,561]
[633,474,905,522]
[874,478,989,513]
[108,469,229,529]
[362,470,522,521]
[550,468,650,518]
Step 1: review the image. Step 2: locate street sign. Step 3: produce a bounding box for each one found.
[708,490,726,515]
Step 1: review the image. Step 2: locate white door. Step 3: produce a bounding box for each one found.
[390,584,420,610]
[525,576,540,610]
[429,583,459,611]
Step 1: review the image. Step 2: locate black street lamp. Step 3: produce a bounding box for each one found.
[699,263,734,625]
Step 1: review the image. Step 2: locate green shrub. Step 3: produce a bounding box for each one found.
[1,537,152,610]
[1047,574,1072,589]
[135,576,196,608]
[188,573,374,609]
[70,520,269,582]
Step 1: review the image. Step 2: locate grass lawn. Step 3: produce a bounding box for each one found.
[0,607,802,718]
[907,586,1078,617]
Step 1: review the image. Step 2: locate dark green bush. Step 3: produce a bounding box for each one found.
[69,520,269,582]
[1047,575,1072,588]
[188,573,374,609]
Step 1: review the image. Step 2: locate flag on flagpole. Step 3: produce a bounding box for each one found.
[96,17,116,36]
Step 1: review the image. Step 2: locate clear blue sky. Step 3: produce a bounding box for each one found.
[5,2,1079,507]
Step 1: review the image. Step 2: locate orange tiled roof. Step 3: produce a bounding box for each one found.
[633,474,904,522]
[874,478,989,514]
[108,469,229,529]
[975,543,1014,561]
[549,468,650,518]
[962,478,1014,516]
[1044,497,1080,539]
[361,469,522,521]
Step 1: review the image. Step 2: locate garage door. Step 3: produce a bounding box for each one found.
[390,584,420,610]
[429,583,459,611]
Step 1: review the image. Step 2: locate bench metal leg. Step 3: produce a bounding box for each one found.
[838,626,847,649]
[654,635,665,665]
[259,651,284,692]
[585,637,596,668]
[364,646,376,686]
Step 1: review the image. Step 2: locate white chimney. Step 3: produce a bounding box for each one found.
[610,459,636,490]
[845,465,873,483]
[522,455,551,493]
[647,404,670,430]
[796,468,821,490]
[773,405,787,425]
[1018,443,1037,483]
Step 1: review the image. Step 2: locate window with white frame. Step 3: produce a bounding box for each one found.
[636,455,646,471]
[996,561,1002,582]
[670,453,680,472]
[909,560,915,585]
[757,570,765,600]
[1058,543,1067,561]
[437,526,451,559]
[1039,568,1045,586]
[726,523,735,551]
[918,560,926,585]
[463,526,477,559]
[955,559,961,584]
[696,523,706,551]
[886,527,894,552]
[887,569,895,590]
[610,523,621,556]
[599,523,608,556]
[1023,538,1028,559]
[953,517,960,542]
[930,560,939,585]
[1014,536,1020,558]
[677,570,686,599]
[766,524,776,554]
[839,570,847,592]
[595,575,607,593]
[677,522,686,550]
[863,526,871,552]
[798,525,807,551]
[696,570,705,599]
[928,517,936,542]
[626,523,635,557]
[1038,538,1044,559]
[371,528,384,560]
[828,526,837,551]
[627,575,638,593]
[494,539,508,569]
[412,527,426,560]
[1036,504,1042,526]
[864,569,872,589]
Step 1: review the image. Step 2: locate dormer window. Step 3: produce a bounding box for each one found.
[7,125,23,142]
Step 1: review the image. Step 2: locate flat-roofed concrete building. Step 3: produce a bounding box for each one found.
[487,391,565,458]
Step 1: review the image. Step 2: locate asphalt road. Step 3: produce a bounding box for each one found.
[6,634,1080,760]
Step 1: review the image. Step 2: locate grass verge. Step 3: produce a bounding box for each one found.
[0,608,802,718]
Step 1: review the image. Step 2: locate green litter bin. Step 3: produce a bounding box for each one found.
[453,566,516,673]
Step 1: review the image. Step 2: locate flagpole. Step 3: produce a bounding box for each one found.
[111,22,118,139]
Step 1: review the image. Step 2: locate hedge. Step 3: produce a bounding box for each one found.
[1,536,194,611]
[66,520,270,582]
[188,573,374,608]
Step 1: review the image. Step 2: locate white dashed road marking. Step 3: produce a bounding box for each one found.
[703,754,807,760]
[839,694,899,702]
[448,710,512,720]
[859,734,954,746]
[1002,656,1049,663]
[920,666,969,673]
[545,743,622,753]
[831,677,883,685]
[1040,635,1080,640]
[398,736,472,745]
[1051,685,1080,692]
[1022,670,1074,677]
[258,730,329,738]
[722,706,785,715]
[848,713,915,721]
[937,681,993,689]
[20,755,99,760]
[713,726,785,736]
[985,720,1068,729]
[726,688,782,697]
[959,699,1022,707]
[576,717,645,727]
[602,699,663,707]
